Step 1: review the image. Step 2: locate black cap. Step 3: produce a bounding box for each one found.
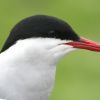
[1,15,80,52]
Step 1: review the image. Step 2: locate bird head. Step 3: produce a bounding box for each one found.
[1,15,100,64]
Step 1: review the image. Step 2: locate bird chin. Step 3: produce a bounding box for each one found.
[48,44,77,64]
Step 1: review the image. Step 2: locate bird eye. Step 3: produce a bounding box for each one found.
[48,30,55,35]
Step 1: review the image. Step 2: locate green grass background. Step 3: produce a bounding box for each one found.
[0,0,100,100]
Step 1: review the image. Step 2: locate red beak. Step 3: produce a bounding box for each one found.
[66,37,100,52]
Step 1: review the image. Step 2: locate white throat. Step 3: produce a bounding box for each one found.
[0,38,76,100]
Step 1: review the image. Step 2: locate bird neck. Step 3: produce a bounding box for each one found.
[0,39,57,100]
[0,39,57,70]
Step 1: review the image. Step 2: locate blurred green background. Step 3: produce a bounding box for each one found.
[0,0,100,100]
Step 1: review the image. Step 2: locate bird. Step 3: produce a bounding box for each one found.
[0,15,100,100]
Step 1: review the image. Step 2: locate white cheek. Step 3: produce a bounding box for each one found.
[48,44,77,60]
